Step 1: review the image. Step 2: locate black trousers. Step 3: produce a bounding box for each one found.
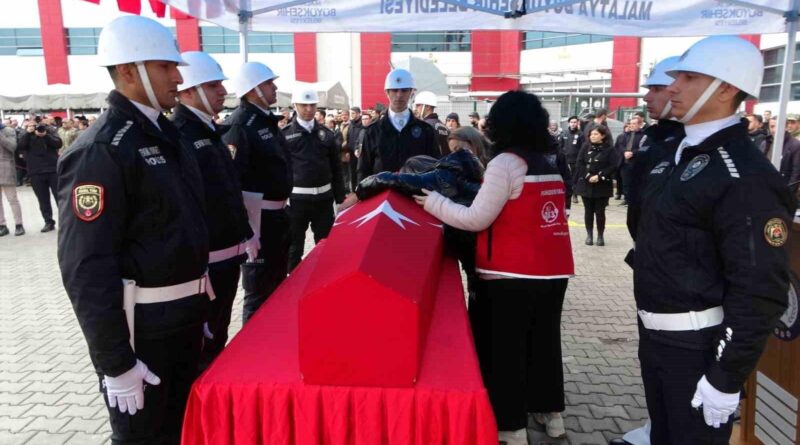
[349,155,358,192]
[241,208,289,324]
[582,196,609,234]
[615,168,624,198]
[639,329,734,445]
[30,172,57,224]
[100,294,206,445]
[287,197,334,272]
[470,278,568,430]
[199,255,244,371]
[342,161,353,193]
[620,162,634,200]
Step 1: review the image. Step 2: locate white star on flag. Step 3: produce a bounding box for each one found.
[350,200,419,229]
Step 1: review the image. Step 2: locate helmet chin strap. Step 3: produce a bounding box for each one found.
[658,101,672,120]
[254,85,272,110]
[678,78,722,124]
[195,86,216,117]
[135,62,163,112]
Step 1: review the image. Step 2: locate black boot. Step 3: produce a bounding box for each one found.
[596,234,605,246]
[41,222,55,233]
[0,225,8,237]
[585,231,594,246]
[14,225,25,236]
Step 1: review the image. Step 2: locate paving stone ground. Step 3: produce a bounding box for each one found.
[0,187,646,445]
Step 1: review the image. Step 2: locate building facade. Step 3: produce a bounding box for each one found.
[0,0,795,118]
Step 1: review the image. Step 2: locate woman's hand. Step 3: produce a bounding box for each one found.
[413,188,432,206]
[336,193,359,213]
[589,175,600,184]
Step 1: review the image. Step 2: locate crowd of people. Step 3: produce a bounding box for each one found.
[0,113,97,237]
[0,13,793,445]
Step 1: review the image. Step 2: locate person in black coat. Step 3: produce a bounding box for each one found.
[19,122,62,232]
[761,117,800,194]
[574,124,618,246]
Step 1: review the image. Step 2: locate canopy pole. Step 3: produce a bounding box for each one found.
[239,1,252,64]
[772,2,799,169]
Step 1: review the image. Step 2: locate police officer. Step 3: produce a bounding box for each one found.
[223,62,291,323]
[171,52,254,369]
[413,91,449,156]
[357,68,440,181]
[57,16,209,444]
[632,36,793,444]
[561,115,583,203]
[283,88,345,272]
[612,55,685,445]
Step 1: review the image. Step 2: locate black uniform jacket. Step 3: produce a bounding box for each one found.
[171,104,252,251]
[19,130,62,175]
[357,111,440,182]
[56,91,209,377]
[633,121,794,393]
[223,100,292,201]
[626,119,685,240]
[424,113,450,157]
[282,119,345,204]
[560,128,583,165]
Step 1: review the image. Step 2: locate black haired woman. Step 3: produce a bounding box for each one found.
[414,91,574,444]
[574,125,618,246]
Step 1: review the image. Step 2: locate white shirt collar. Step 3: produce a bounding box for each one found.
[388,108,410,131]
[252,102,272,117]
[296,117,315,133]
[675,114,740,164]
[183,104,215,131]
[130,100,161,131]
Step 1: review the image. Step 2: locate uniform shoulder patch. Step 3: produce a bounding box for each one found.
[411,126,422,139]
[72,184,104,222]
[765,218,789,247]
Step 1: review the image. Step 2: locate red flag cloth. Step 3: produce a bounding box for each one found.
[181,195,497,445]
[149,0,166,17]
[170,6,191,19]
[116,0,141,14]
[80,0,100,4]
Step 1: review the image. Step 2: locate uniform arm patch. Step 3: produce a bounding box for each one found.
[72,184,104,222]
[764,218,788,247]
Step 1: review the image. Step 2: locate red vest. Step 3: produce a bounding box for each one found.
[476,173,574,279]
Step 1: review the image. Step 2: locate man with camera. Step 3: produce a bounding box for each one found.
[18,120,62,232]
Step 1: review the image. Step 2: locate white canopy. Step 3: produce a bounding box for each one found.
[161,0,794,35]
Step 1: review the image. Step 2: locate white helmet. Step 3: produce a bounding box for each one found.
[97,16,184,67]
[292,88,319,105]
[177,51,227,91]
[642,56,680,88]
[666,36,763,99]
[414,91,437,108]
[231,62,279,98]
[384,68,415,90]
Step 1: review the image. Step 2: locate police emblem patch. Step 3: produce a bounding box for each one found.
[411,126,422,138]
[764,218,788,247]
[72,184,104,222]
[649,161,670,175]
[318,130,326,140]
[680,154,710,181]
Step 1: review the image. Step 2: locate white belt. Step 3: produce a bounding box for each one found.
[292,183,331,195]
[122,274,213,351]
[261,199,287,210]
[208,242,247,263]
[637,306,724,331]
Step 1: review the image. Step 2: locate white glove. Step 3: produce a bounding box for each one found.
[241,191,263,262]
[103,359,160,415]
[244,235,259,262]
[691,375,740,428]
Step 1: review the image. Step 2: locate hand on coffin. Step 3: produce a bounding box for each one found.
[337,193,359,214]
[413,188,432,206]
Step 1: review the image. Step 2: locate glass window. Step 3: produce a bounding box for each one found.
[0,28,42,56]
[522,31,609,50]
[391,32,470,52]
[200,27,292,53]
[66,28,101,55]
